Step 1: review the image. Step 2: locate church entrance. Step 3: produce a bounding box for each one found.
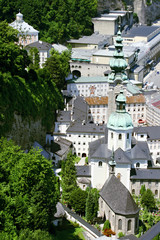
[82,153,86,158]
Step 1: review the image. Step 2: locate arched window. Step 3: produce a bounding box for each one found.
[127,220,132,231]
[136,162,140,168]
[119,134,122,140]
[118,219,122,230]
[127,133,129,139]
[98,161,102,167]
[132,189,135,194]
[111,132,113,138]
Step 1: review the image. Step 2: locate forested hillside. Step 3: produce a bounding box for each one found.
[0,0,97,43]
[0,21,70,146]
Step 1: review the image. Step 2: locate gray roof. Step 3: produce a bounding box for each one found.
[68,33,110,45]
[89,137,105,159]
[10,15,39,34]
[90,143,112,159]
[130,168,160,180]
[120,234,138,240]
[134,126,160,140]
[131,141,151,160]
[100,175,139,215]
[139,221,160,240]
[57,110,71,122]
[122,25,160,38]
[76,165,91,177]
[72,96,88,122]
[67,121,105,134]
[51,137,72,157]
[78,177,91,184]
[25,41,53,51]
[33,141,50,159]
[114,148,131,164]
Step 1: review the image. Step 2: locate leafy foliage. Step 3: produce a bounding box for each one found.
[85,188,99,223]
[0,21,64,136]
[70,188,88,215]
[61,152,78,205]
[103,220,111,231]
[0,0,97,43]
[44,48,71,89]
[0,138,59,238]
[141,189,156,211]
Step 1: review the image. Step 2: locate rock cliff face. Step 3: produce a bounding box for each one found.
[98,0,160,25]
[6,113,47,149]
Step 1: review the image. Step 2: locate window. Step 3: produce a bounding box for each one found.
[141,135,144,138]
[119,134,122,140]
[132,189,135,194]
[118,219,122,230]
[98,161,102,167]
[83,142,86,145]
[127,133,129,139]
[78,142,80,145]
[155,190,158,196]
[136,162,140,168]
[111,132,113,139]
[127,220,132,231]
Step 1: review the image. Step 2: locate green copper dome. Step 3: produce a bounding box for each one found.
[107,91,133,130]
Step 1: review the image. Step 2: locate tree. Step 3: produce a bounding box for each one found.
[103,220,111,231]
[44,48,71,90]
[0,138,59,237]
[141,189,156,211]
[85,188,99,223]
[61,152,78,205]
[140,184,146,196]
[70,188,88,215]
[28,47,40,70]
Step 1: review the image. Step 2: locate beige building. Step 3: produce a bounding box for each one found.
[92,11,133,36]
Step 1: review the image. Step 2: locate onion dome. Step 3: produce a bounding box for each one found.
[108,25,128,84]
[107,90,133,130]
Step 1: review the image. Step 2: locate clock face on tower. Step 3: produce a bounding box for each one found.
[89,85,96,95]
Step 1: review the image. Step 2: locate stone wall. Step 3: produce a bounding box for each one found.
[6,113,47,149]
[98,0,160,25]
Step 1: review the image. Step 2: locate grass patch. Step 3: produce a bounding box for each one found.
[54,219,85,240]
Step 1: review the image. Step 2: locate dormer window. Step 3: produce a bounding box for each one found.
[136,162,140,168]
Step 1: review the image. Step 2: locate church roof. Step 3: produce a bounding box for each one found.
[107,111,133,130]
[130,168,160,180]
[100,175,139,215]
[90,143,112,159]
[76,165,91,177]
[134,126,160,140]
[131,141,151,160]
[114,148,131,164]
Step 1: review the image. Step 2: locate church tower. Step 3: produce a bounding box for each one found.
[107,25,129,120]
[107,90,133,152]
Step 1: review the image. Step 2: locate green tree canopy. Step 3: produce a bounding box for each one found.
[141,189,156,211]
[70,188,88,215]
[85,188,99,223]
[61,152,78,205]
[0,21,64,136]
[0,138,59,237]
[0,0,97,43]
[44,49,71,89]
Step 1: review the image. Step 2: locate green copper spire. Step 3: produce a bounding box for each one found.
[108,25,128,85]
